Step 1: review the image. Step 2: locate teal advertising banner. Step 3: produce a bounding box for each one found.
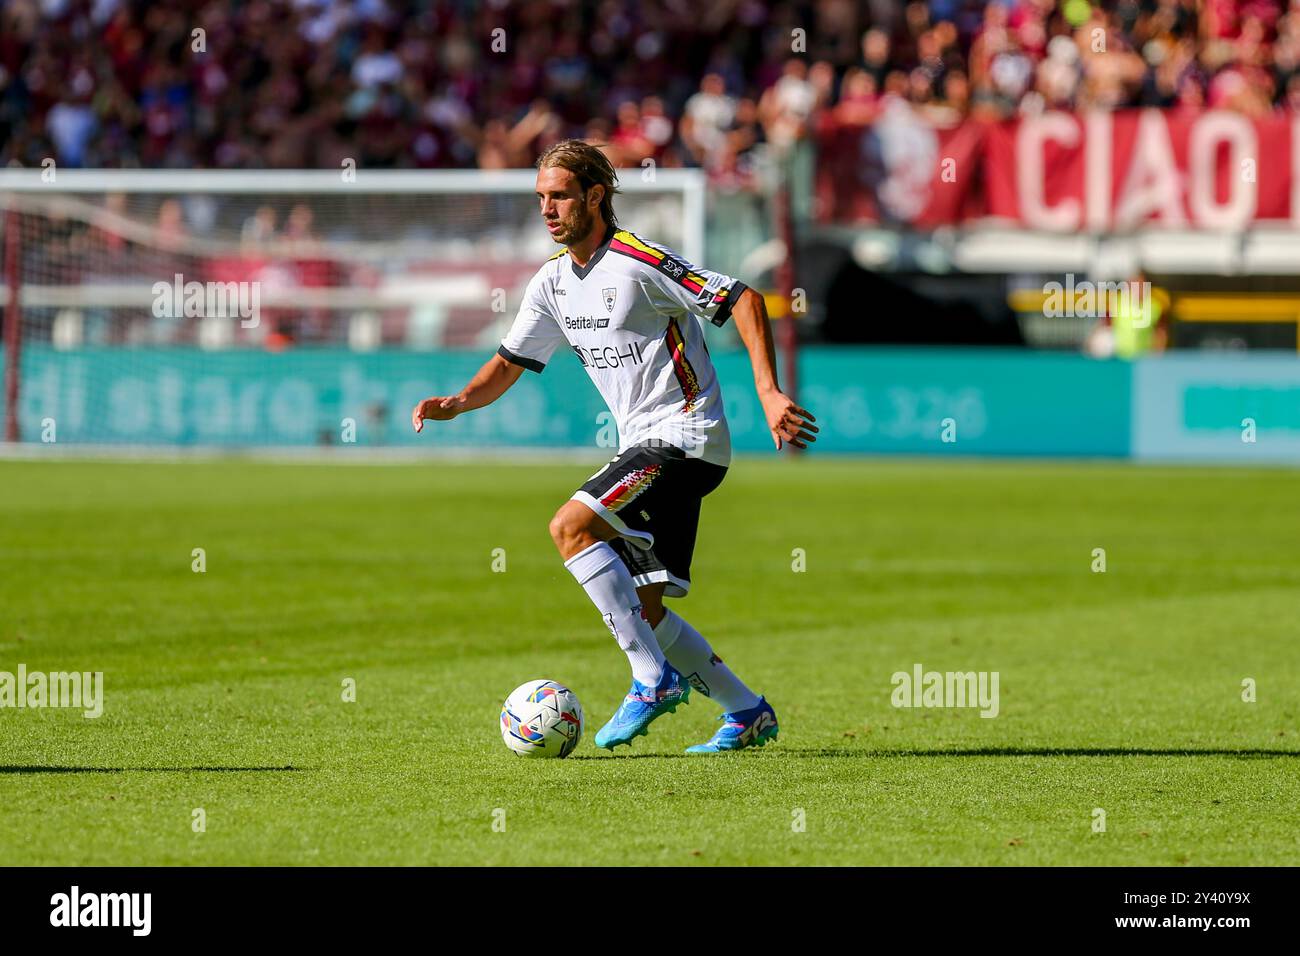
[745,349,1131,456]
[25,345,1294,460]
[1132,355,1300,462]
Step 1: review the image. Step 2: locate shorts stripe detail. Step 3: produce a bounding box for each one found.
[599,463,661,510]
[665,318,701,412]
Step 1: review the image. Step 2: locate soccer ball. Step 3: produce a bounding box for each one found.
[499,679,584,758]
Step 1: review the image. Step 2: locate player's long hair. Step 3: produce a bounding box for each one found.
[536,140,620,230]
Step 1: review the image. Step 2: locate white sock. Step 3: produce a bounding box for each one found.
[654,610,760,713]
[564,541,665,686]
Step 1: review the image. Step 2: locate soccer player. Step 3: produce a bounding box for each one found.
[412,140,817,753]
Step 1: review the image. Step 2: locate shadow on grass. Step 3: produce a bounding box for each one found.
[775,748,1300,759]
[0,765,299,774]
[567,754,690,760]
[570,747,1300,760]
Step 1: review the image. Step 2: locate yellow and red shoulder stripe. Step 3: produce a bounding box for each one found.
[609,230,665,264]
[610,231,709,295]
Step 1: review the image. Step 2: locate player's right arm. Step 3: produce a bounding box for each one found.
[411,269,565,434]
[411,354,523,432]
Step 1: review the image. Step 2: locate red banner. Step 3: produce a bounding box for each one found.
[816,109,1298,231]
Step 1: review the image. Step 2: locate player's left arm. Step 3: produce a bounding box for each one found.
[729,287,818,451]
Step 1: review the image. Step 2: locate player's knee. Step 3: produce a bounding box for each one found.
[636,585,667,628]
[547,510,570,549]
[640,599,665,629]
[548,504,593,554]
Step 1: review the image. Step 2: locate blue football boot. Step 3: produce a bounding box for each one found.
[594,664,691,750]
[685,696,779,753]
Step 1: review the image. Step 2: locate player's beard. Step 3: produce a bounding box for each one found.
[552,202,596,247]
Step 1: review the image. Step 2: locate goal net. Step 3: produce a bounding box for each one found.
[0,168,705,450]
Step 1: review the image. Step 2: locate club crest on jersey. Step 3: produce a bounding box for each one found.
[602,287,617,312]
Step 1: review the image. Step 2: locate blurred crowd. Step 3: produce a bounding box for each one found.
[1,0,1297,183]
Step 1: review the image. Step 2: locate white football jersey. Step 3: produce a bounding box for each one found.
[499,229,747,467]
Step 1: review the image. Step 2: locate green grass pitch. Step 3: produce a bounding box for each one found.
[1,456,1297,866]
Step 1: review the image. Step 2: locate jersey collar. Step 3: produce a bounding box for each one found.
[569,232,613,280]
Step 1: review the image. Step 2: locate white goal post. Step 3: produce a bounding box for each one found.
[0,167,706,446]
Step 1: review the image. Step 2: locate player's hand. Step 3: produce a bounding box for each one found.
[760,390,818,450]
[411,396,467,432]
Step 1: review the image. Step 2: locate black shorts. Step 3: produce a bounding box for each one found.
[572,443,728,598]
